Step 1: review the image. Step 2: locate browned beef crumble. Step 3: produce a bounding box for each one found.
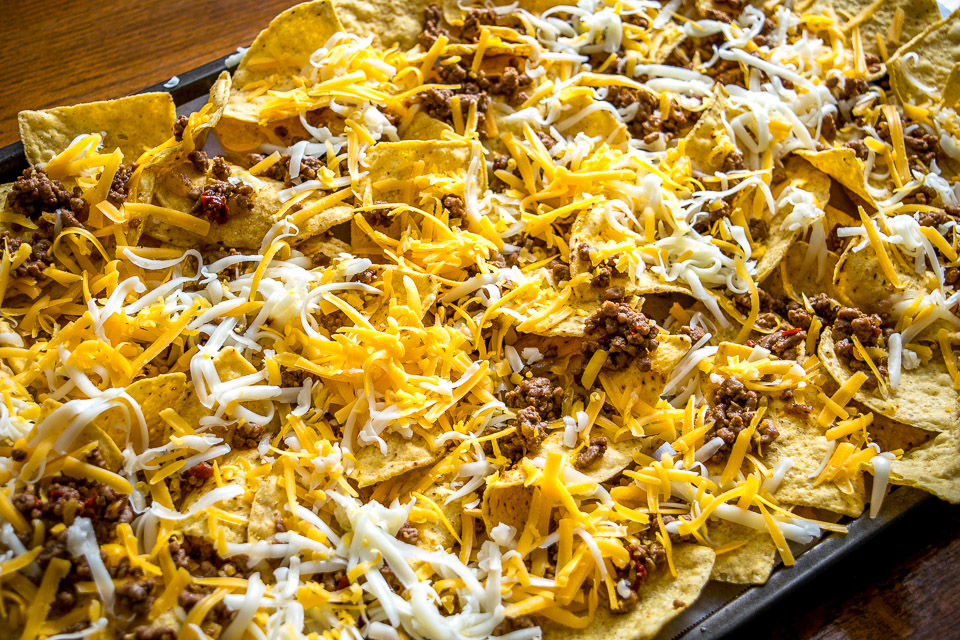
[168,535,252,579]
[211,156,231,181]
[187,150,210,173]
[124,626,177,640]
[613,539,668,612]
[505,376,564,419]
[7,167,89,226]
[574,436,608,468]
[189,180,254,224]
[582,301,660,371]
[758,327,806,360]
[492,616,538,636]
[831,306,888,387]
[173,115,189,141]
[246,152,328,185]
[397,522,419,545]
[604,85,700,144]
[107,163,139,207]
[232,422,265,449]
[706,377,779,451]
[420,4,448,49]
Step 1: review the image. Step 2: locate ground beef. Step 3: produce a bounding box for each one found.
[492,616,537,636]
[821,112,837,142]
[397,522,419,545]
[173,115,188,141]
[420,3,448,49]
[115,578,156,615]
[844,139,869,160]
[190,180,253,224]
[787,307,812,330]
[505,376,564,419]
[613,539,668,612]
[758,327,806,360]
[498,406,547,461]
[246,153,327,186]
[832,306,887,385]
[550,259,570,284]
[442,194,466,219]
[678,324,706,343]
[692,199,731,234]
[7,168,89,225]
[187,150,209,173]
[107,163,138,207]
[574,437,608,468]
[706,377,778,450]
[732,286,786,317]
[168,535,251,579]
[124,626,177,640]
[461,7,498,43]
[232,422,264,449]
[809,293,837,322]
[582,301,660,370]
[211,156,231,181]
[604,85,699,144]
[13,472,134,541]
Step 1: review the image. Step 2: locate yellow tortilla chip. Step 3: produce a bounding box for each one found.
[887,9,960,104]
[366,265,441,328]
[349,430,440,488]
[93,372,188,449]
[411,484,463,552]
[541,544,716,640]
[249,474,287,542]
[819,327,960,433]
[810,0,941,58]
[142,158,351,249]
[682,94,738,175]
[797,148,877,209]
[180,450,258,542]
[18,93,176,166]
[889,429,960,503]
[333,0,435,50]
[763,399,866,517]
[832,239,929,316]
[362,140,488,204]
[221,0,344,136]
[709,520,778,585]
[539,430,636,483]
[752,159,832,282]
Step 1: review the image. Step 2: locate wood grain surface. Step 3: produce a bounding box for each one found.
[1,2,959,639]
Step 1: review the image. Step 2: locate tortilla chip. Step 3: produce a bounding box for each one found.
[889,429,960,503]
[541,544,716,640]
[18,93,176,166]
[248,474,286,542]
[865,409,935,451]
[765,240,841,303]
[411,484,463,552]
[362,140,487,204]
[597,334,692,414]
[797,148,877,209]
[539,430,636,483]
[709,520,778,584]
[818,327,959,433]
[682,95,738,175]
[752,159,831,282]
[93,372,188,449]
[482,466,531,533]
[220,0,344,138]
[366,265,441,328]
[833,242,931,317]
[942,62,960,110]
[763,398,866,517]
[180,450,257,542]
[333,0,435,50]
[401,109,456,141]
[349,430,440,488]
[810,0,940,58]
[142,158,349,249]
[888,9,960,104]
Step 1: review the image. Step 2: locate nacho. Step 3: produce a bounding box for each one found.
[6,0,960,638]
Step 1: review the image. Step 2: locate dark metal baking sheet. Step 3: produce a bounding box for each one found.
[0,49,940,640]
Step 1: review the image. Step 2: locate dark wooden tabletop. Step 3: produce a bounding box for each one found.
[1,2,959,638]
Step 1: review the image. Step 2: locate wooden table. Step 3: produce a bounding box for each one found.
[1,2,959,638]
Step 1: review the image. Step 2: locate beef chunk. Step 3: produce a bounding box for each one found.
[582,301,660,371]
